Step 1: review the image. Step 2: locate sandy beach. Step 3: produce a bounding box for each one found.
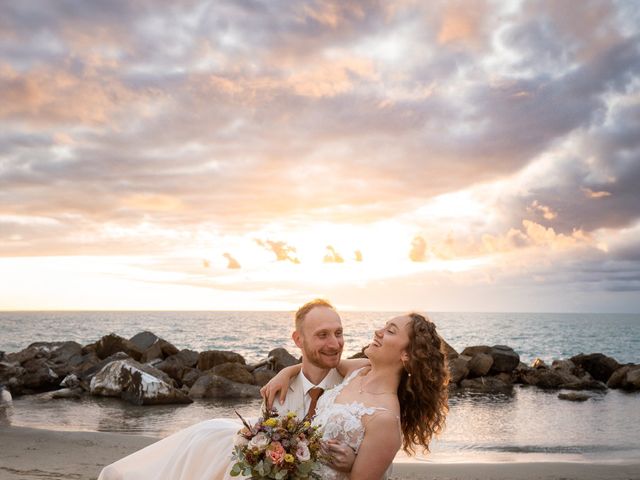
[1,426,639,480]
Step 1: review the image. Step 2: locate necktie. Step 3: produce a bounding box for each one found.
[305,387,324,420]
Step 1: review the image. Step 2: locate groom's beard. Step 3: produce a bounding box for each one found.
[302,340,342,369]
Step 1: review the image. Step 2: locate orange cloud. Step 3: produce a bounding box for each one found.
[581,187,612,198]
[255,239,300,264]
[409,236,428,262]
[122,194,184,213]
[528,200,558,220]
[323,245,344,263]
[223,253,241,269]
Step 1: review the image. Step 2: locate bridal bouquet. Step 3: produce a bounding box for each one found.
[230,410,324,479]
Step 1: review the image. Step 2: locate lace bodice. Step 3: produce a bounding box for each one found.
[311,368,386,480]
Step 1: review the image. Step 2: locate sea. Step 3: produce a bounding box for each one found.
[1,311,639,464]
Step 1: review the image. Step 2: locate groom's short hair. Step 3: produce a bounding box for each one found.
[295,299,335,332]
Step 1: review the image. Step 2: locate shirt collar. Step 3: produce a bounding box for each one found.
[300,369,333,395]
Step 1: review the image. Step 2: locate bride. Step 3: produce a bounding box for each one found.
[99,312,449,479]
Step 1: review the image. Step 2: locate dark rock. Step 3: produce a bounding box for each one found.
[49,342,84,377]
[6,344,49,364]
[441,339,458,359]
[570,353,620,383]
[461,346,492,357]
[0,361,26,394]
[181,368,203,388]
[90,358,191,406]
[490,345,520,373]
[76,351,129,382]
[448,357,470,384]
[129,331,160,351]
[268,348,299,372]
[560,379,608,391]
[211,362,254,384]
[20,358,59,391]
[253,369,277,387]
[93,334,144,361]
[467,353,493,377]
[517,369,567,389]
[189,374,261,399]
[607,365,640,391]
[460,376,513,393]
[558,392,591,402]
[156,349,199,383]
[197,350,246,371]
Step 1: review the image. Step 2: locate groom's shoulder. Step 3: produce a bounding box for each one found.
[325,368,343,388]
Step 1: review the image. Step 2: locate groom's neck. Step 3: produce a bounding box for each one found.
[300,363,331,386]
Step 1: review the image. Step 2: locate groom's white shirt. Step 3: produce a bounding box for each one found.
[271,368,343,419]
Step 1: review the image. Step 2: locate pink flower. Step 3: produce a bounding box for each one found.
[295,441,310,462]
[266,441,286,465]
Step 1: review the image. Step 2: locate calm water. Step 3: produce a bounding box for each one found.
[1,311,639,463]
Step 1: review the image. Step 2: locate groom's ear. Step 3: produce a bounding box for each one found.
[292,330,303,349]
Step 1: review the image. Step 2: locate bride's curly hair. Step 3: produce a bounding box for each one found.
[398,313,449,454]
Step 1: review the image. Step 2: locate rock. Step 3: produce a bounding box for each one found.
[517,369,567,389]
[551,359,578,372]
[93,334,144,361]
[570,353,620,383]
[489,345,520,373]
[6,344,50,364]
[51,387,83,399]
[20,358,59,391]
[441,339,458,359]
[197,350,246,371]
[560,379,608,391]
[181,368,203,388]
[49,342,84,377]
[267,348,299,372]
[253,369,277,387]
[607,365,640,391]
[448,357,470,384]
[142,339,179,363]
[189,374,261,399]
[467,353,493,377]
[90,359,191,406]
[156,350,200,383]
[460,376,513,393]
[531,358,547,369]
[461,346,492,357]
[76,352,129,382]
[349,347,368,359]
[558,392,591,402]
[129,332,160,351]
[211,362,254,384]
[60,374,81,389]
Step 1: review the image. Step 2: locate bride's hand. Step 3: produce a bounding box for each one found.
[259,364,302,410]
[322,439,356,473]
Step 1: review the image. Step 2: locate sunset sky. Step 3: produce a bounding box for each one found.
[1,1,639,312]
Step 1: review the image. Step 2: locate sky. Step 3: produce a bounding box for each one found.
[0,0,639,312]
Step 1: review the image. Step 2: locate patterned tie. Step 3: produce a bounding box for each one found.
[305,387,324,420]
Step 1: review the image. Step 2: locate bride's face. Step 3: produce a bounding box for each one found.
[364,315,411,365]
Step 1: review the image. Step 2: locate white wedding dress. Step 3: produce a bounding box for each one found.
[98,368,387,480]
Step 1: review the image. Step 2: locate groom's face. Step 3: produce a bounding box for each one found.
[294,306,344,369]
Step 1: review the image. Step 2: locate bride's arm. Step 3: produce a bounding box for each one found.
[260,363,302,410]
[348,412,401,480]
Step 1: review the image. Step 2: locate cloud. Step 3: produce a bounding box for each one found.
[409,236,427,262]
[223,252,241,269]
[323,245,344,263]
[255,239,300,264]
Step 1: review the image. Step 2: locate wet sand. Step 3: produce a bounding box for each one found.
[1,426,639,480]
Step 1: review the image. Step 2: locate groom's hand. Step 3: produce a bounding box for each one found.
[324,439,356,472]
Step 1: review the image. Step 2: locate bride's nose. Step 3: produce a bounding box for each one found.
[374,328,384,338]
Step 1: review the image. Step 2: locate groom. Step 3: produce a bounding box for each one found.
[263,299,357,473]
[266,298,344,418]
